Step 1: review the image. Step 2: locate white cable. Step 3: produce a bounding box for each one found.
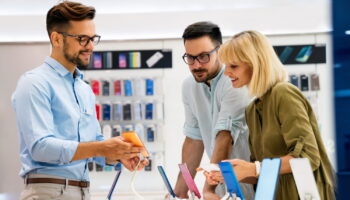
[130,158,144,200]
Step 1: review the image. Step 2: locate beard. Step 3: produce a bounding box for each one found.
[63,40,91,68]
[192,68,210,83]
[192,66,220,83]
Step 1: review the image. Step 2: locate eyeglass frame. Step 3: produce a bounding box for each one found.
[57,32,101,47]
[182,46,220,65]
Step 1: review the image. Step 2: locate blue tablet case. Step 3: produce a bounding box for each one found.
[218,162,244,199]
[254,158,281,200]
[157,166,176,198]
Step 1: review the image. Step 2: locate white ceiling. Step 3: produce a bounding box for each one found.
[0,0,331,42]
[0,0,329,15]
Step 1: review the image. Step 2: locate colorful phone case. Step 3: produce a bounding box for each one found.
[122,131,149,157]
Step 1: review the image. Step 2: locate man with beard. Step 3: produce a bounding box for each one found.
[12,2,147,200]
[173,21,254,199]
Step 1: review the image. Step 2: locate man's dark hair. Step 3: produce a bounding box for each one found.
[182,21,222,46]
[46,1,96,37]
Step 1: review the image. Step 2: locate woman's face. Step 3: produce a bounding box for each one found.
[224,60,253,88]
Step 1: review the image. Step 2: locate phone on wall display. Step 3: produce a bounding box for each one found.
[112,125,122,137]
[113,80,122,96]
[145,102,153,120]
[95,103,101,121]
[295,46,313,63]
[118,53,127,68]
[310,73,320,91]
[146,125,155,142]
[91,80,100,96]
[123,103,132,121]
[124,79,133,96]
[289,75,300,88]
[112,103,123,121]
[102,103,111,121]
[300,74,309,91]
[93,53,103,68]
[146,78,154,96]
[102,80,110,96]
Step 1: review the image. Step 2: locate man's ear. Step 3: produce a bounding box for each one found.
[50,32,62,48]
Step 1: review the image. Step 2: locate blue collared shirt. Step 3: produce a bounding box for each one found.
[182,66,252,160]
[12,56,104,181]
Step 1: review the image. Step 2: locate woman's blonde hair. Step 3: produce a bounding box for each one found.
[218,30,287,97]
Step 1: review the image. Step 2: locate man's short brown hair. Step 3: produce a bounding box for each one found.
[46,1,95,37]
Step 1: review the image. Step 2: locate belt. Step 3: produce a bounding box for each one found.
[26,178,90,188]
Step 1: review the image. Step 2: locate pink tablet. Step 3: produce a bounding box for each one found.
[178,163,201,198]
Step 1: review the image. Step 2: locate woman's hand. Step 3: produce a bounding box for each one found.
[224,159,258,184]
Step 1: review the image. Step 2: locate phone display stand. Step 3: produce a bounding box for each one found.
[254,158,281,200]
[290,158,321,200]
[221,192,241,200]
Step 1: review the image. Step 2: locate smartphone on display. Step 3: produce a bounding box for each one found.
[157,166,176,198]
[113,80,122,96]
[124,79,133,96]
[112,103,123,121]
[255,159,281,200]
[300,74,309,91]
[146,125,155,142]
[290,158,321,200]
[310,73,320,91]
[295,46,313,63]
[289,75,300,89]
[218,162,244,199]
[102,103,111,121]
[145,102,153,120]
[178,163,201,199]
[102,80,110,96]
[91,80,100,96]
[93,53,103,68]
[118,53,127,68]
[145,78,154,96]
[279,46,293,63]
[123,103,132,121]
[95,103,101,121]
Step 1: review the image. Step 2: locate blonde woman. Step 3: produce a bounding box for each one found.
[206,31,335,199]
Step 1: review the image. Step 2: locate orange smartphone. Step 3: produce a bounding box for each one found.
[122,131,150,157]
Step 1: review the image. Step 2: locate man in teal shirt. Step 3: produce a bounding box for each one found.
[173,21,254,199]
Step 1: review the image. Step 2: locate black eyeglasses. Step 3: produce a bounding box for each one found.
[182,46,220,65]
[58,32,101,47]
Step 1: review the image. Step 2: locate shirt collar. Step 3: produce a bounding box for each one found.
[44,56,84,79]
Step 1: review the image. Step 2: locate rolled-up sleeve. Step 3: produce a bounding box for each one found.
[13,75,78,164]
[182,81,202,140]
[214,81,249,143]
[277,85,321,171]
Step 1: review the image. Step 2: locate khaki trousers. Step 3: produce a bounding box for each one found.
[20,174,90,200]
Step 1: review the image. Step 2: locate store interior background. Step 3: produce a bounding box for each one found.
[0,0,342,199]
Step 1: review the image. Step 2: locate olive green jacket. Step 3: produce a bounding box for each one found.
[246,82,335,200]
